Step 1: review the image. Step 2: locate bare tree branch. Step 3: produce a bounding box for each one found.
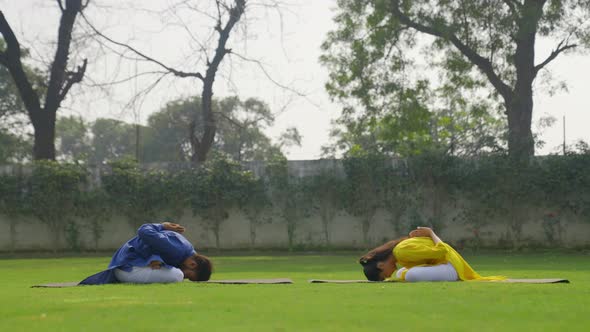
[534,38,578,75]
[58,58,88,102]
[192,0,247,162]
[85,70,170,87]
[390,0,513,101]
[230,52,306,97]
[214,110,271,130]
[1,1,88,159]
[121,72,171,118]
[167,10,210,57]
[57,0,65,12]
[81,0,91,11]
[45,0,85,111]
[0,10,42,118]
[83,0,295,162]
[79,12,205,80]
[215,0,224,27]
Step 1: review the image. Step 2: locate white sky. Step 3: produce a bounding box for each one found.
[1,0,589,159]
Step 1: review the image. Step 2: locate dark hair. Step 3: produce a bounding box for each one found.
[361,260,384,281]
[359,237,407,281]
[193,254,213,281]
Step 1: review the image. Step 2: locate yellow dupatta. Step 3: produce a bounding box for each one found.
[392,237,506,281]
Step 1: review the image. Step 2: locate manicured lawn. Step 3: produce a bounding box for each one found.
[1,252,589,332]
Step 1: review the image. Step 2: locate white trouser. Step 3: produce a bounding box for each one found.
[114,266,184,284]
[396,262,459,282]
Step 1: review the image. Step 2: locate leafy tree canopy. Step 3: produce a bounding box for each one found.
[322,0,590,158]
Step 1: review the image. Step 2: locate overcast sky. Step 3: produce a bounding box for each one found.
[1,0,589,159]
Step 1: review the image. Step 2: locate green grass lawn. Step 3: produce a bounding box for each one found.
[1,252,589,332]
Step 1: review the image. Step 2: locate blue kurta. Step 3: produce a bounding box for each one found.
[80,223,197,285]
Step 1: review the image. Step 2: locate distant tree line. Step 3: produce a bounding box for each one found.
[53,96,300,165]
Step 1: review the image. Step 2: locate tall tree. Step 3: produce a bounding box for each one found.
[0,40,44,163]
[84,0,246,163]
[189,0,247,163]
[323,0,590,159]
[0,0,88,160]
[0,41,25,129]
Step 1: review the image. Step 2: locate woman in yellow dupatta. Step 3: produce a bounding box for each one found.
[359,227,505,282]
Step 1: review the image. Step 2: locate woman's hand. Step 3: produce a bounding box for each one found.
[409,227,433,238]
[162,222,185,233]
[410,226,442,245]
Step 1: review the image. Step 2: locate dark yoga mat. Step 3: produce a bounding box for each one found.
[308,278,570,284]
[32,278,293,288]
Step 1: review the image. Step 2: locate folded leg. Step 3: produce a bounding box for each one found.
[402,262,459,282]
[114,266,184,284]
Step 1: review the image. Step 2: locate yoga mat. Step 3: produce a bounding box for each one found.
[308,278,569,284]
[32,278,293,288]
[32,282,81,288]
[205,278,293,284]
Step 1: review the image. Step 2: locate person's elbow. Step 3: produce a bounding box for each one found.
[137,223,164,237]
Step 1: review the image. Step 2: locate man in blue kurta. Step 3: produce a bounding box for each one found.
[80,222,212,284]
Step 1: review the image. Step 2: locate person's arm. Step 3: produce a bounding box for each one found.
[360,239,401,263]
[137,223,184,237]
[409,226,442,245]
[136,223,187,255]
[395,227,448,264]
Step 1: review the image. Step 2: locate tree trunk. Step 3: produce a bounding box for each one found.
[504,0,544,160]
[507,46,535,159]
[506,98,534,159]
[189,0,246,163]
[1,1,85,161]
[32,112,57,160]
[193,83,216,163]
[190,110,214,163]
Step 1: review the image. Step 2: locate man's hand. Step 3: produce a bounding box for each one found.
[149,261,162,270]
[162,222,185,233]
[409,227,433,238]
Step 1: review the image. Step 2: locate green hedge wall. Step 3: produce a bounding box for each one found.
[1,153,589,251]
